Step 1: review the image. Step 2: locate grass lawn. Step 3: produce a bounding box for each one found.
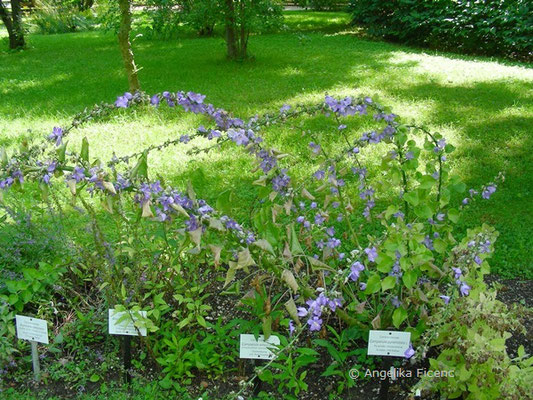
[0,11,532,278]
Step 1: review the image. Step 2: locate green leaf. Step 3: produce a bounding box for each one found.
[177,315,191,330]
[0,147,8,166]
[403,191,419,206]
[290,224,304,255]
[57,143,67,163]
[433,238,447,253]
[376,254,394,273]
[385,205,399,219]
[159,379,172,389]
[448,208,460,223]
[439,188,451,207]
[364,274,381,294]
[297,348,320,356]
[392,307,407,328]
[402,270,417,289]
[418,175,436,190]
[459,366,471,381]
[381,276,396,292]
[262,316,272,340]
[224,262,237,287]
[450,182,466,193]
[8,293,18,305]
[54,332,64,344]
[517,345,525,358]
[396,130,407,146]
[258,369,273,384]
[81,137,89,162]
[196,315,207,328]
[216,190,233,214]
[21,290,32,304]
[89,374,100,382]
[131,152,148,179]
[414,204,433,219]
[187,180,196,203]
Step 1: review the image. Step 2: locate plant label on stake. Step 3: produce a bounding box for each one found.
[239,334,280,360]
[108,309,147,383]
[367,330,411,357]
[15,315,49,381]
[368,330,411,400]
[239,334,281,395]
[108,309,147,336]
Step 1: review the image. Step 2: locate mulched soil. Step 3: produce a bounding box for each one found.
[4,274,531,399]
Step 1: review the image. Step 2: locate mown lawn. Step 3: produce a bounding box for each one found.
[1,11,532,278]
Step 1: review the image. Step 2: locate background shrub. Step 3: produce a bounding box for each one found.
[31,0,96,34]
[349,0,533,60]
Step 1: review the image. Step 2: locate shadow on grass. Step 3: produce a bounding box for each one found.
[0,31,410,121]
[1,24,532,278]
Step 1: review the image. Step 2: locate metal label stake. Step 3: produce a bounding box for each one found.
[30,341,41,381]
[123,336,132,384]
[379,357,393,400]
[108,308,148,384]
[252,359,263,396]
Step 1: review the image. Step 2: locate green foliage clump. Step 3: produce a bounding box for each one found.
[140,0,220,38]
[349,0,532,60]
[0,261,65,366]
[138,0,282,41]
[415,287,533,399]
[30,0,97,34]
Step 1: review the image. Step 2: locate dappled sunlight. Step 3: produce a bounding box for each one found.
[279,65,304,77]
[1,72,72,95]
[0,18,531,280]
[388,51,533,85]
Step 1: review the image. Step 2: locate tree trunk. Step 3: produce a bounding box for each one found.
[238,0,246,59]
[224,0,238,59]
[0,0,25,49]
[10,0,24,48]
[117,0,140,92]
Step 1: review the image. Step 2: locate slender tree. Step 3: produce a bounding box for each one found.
[0,0,25,50]
[221,0,282,60]
[117,0,140,92]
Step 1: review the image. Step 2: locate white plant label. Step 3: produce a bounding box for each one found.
[367,330,411,357]
[239,334,280,360]
[15,315,49,344]
[108,309,147,336]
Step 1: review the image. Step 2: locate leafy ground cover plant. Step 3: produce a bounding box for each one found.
[0,89,530,398]
[413,287,532,399]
